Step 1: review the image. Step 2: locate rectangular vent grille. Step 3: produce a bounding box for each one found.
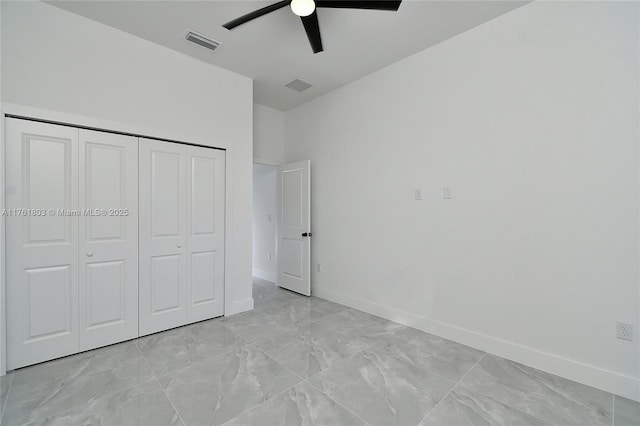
[285,79,313,92]
[185,30,221,52]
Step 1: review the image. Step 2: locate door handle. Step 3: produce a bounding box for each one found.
[86,252,93,257]
[302,232,312,237]
[177,244,183,248]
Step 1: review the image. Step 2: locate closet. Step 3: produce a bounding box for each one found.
[5,118,225,370]
[138,138,225,336]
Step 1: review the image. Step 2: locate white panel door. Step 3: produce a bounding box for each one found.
[186,146,225,322]
[139,138,187,336]
[79,130,138,350]
[278,161,311,296]
[6,119,80,369]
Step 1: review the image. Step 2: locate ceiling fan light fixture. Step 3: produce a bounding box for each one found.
[290,0,315,17]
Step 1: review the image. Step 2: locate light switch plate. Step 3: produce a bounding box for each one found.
[414,189,422,200]
[443,187,452,199]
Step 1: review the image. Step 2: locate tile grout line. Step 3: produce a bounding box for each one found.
[220,348,306,425]
[301,290,625,426]
[418,352,556,426]
[301,321,553,426]
[224,342,371,426]
[259,346,308,383]
[0,372,15,425]
[1,349,159,425]
[611,393,615,426]
[301,324,412,383]
[416,352,487,425]
[303,376,372,426]
[139,324,247,380]
[138,322,295,426]
[297,327,416,425]
[137,345,187,426]
[302,336,381,382]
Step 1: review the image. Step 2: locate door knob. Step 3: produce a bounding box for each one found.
[302,232,312,237]
[86,252,93,257]
[177,244,182,248]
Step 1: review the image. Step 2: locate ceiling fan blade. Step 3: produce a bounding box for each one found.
[315,0,401,11]
[300,11,323,54]
[223,0,291,30]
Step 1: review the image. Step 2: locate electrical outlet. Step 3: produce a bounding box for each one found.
[316,263,322,272]
[617,322,633,341]
[414,189,422,200]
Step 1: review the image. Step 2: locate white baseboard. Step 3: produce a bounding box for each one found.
[227,298,254,316]
[312,285,640,402]
[252,268,277,284]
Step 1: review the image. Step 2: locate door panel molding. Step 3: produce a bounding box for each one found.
[186,145,225,323]
[278,160,311,296]
[6,119,80,369]
[78,129,138,351]
[139,139,225,334]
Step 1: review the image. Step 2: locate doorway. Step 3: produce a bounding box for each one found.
[252,163,278,284]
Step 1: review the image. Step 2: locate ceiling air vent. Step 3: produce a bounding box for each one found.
[285,79,313,92]
[185,30,221,52]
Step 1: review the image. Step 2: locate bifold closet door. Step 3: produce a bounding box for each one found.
[139,139,188,335]
[185,145,225,323]
[139,138,225,336]
[5,120,140,369]
[6,119,80,369]
[78,129,139,350]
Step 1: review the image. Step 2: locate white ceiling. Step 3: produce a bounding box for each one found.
[48,0,527,111]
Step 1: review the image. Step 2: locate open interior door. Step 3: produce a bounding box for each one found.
[278,160,311,296]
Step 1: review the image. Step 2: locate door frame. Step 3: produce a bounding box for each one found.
[0,103,236,376]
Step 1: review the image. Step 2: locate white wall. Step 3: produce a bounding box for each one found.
[253,164,278,282]
[285,1,640,400]
[254,103,285,164]
[1,0,254,319]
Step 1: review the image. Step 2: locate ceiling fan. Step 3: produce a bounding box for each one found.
[222,0,403,54]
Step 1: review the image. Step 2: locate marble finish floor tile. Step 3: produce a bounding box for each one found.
[17,380,182,426]
[224,381,366,426]
[337,318,406,348]
[2,278,635,426]
[251,323,334,353]
[316,308,389,332]
[138,319,246,376]
[614,396,640,426]
[309,347,455,426]
[276,302,348,326]
[254,326,372,378]
[10,340,142,388]
[0,372,13,419]
[252,281,301,308]
[158,346,302,426]
[306,299,350,320]
[420,385,551,426]
[3,345,155,425]
[459,354,614,426]
[221,310,303,343]
[381,327,485,381]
